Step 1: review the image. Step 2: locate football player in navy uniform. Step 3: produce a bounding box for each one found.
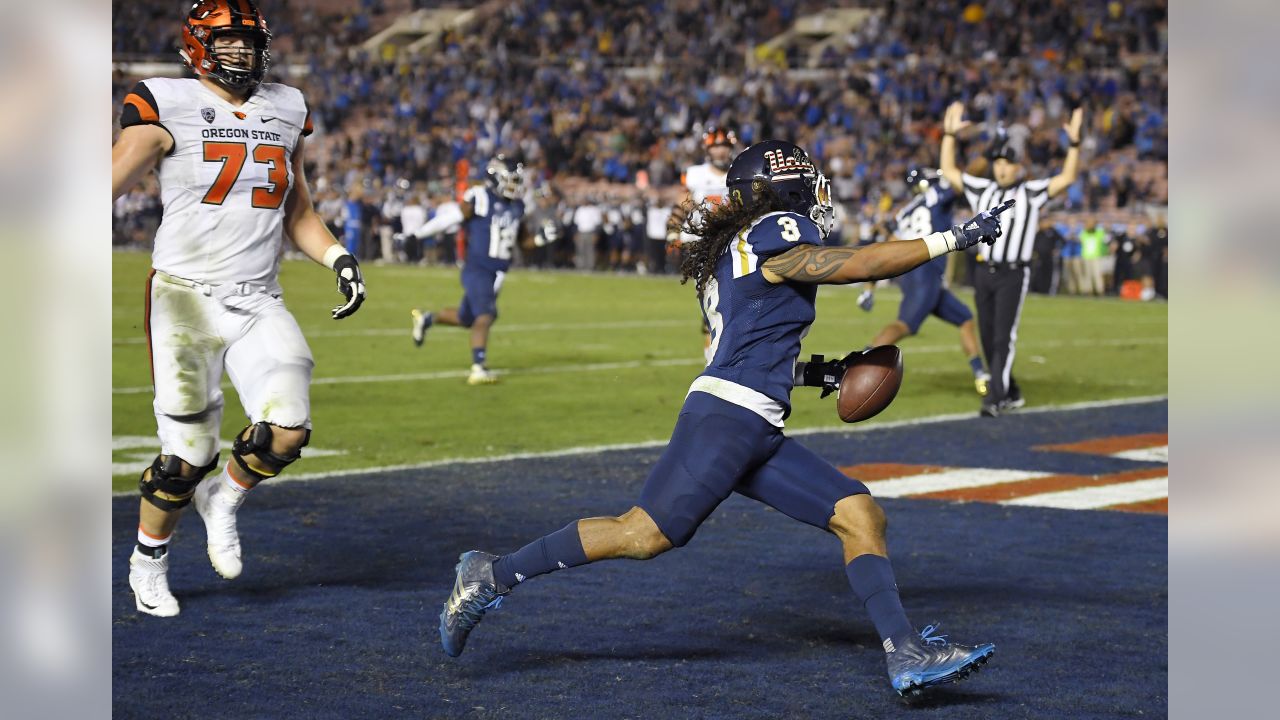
[437,141,1014,697]
[859,168,991,396]
[409,156,528,385]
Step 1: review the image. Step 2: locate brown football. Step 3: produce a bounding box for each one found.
[836,345,903,423]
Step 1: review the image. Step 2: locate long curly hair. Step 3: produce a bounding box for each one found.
[679,187,791,294]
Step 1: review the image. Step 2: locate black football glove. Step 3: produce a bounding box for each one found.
[796,351,864,399]
[950,199,1015,250]
[331,254,366,320]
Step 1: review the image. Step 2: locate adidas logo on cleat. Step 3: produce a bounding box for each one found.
[884,638,896,653]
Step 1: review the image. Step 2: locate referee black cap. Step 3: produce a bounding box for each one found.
[987,140,1020,164]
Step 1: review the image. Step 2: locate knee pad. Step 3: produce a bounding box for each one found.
[231,421,310,481]
[139,454,220,511]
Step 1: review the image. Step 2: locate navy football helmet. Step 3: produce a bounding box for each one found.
[485,155,525,200]
[905,167,941,193]
[726,140,834,237]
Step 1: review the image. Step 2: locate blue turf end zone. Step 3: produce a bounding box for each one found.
[113,401,1168,718]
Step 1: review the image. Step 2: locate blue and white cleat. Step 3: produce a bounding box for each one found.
[886,624,995,698]
[439,551,509,657]
[410,309,433,347]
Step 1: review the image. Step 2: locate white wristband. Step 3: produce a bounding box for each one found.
[923,230,957,259]
[322,244,351,270]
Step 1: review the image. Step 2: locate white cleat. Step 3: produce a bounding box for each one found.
[128,548,180,617]
[411,308,432,347]
[193,476,245,580]
[467,364,499,385]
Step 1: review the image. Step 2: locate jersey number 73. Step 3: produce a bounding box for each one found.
[201,141,290,209]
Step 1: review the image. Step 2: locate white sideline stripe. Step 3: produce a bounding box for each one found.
[111,319,693,345]
[864,468,1054,498]
[1111,446,1168,463]
[112,336,1168,395]
[113,317,1168,347]
[1001,477,1168,510]
[110,394,1168,493]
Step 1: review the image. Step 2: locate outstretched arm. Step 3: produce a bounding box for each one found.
[761,243,930,285]
[411,201,468,238]
[1047,107,1084,197]
[762,200,1015,285]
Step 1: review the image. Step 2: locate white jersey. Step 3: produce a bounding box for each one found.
[121,78,313,288]
[679,162,729,242]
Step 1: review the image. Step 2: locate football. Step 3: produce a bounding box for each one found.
[836,345,903,423]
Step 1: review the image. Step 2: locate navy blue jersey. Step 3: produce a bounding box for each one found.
[694,211,824,425]
[463,186,525,273]
[893,184,958,277]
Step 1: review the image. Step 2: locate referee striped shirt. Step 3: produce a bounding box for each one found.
[961,173,1051,264]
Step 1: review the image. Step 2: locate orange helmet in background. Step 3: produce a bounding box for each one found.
[702,125,738,149]
[179,0,272,91]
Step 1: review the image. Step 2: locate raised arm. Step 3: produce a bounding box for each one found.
[1046,107,1084,197]
[939,102,969,190]
[762,200,1015,285]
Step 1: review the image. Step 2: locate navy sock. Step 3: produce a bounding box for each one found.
[969,356,985,375]
[846,554,914,648]
[472,346,486,366]
[492,522,589,589]
[135,542,167,559]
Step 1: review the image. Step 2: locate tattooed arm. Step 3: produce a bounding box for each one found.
[760,241,933,285]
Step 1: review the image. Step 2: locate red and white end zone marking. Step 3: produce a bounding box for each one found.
[841,432,1169,514]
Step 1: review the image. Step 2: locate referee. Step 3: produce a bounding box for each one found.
[939,102,1084,417]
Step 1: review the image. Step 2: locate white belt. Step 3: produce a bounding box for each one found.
[155,271,274,299]
[687,376,786,428]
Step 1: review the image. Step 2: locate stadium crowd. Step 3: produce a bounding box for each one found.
[113,0,1167,296]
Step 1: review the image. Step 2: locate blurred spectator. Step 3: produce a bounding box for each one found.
[113,0,1167,274]
[1078,217,1110,296]
[399,191,429,263]
[341,186,366,257]
[645,194,673,274]
[1030,219,1065,295]
[571,199,603,271]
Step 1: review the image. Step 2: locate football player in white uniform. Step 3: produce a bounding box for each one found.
[111,0,367,617]
[666,126,736,362]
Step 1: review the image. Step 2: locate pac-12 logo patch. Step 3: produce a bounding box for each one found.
[201,107,216,124]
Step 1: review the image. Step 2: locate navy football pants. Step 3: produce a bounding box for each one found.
[638,391,870,547]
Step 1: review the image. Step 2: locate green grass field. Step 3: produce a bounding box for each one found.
[112,250,1167,491]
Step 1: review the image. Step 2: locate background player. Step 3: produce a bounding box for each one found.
[859,168,990,396]
[409,156,528,385]
[111,0,366,616]
[666,125,736,362]
[438,141,1012,698]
